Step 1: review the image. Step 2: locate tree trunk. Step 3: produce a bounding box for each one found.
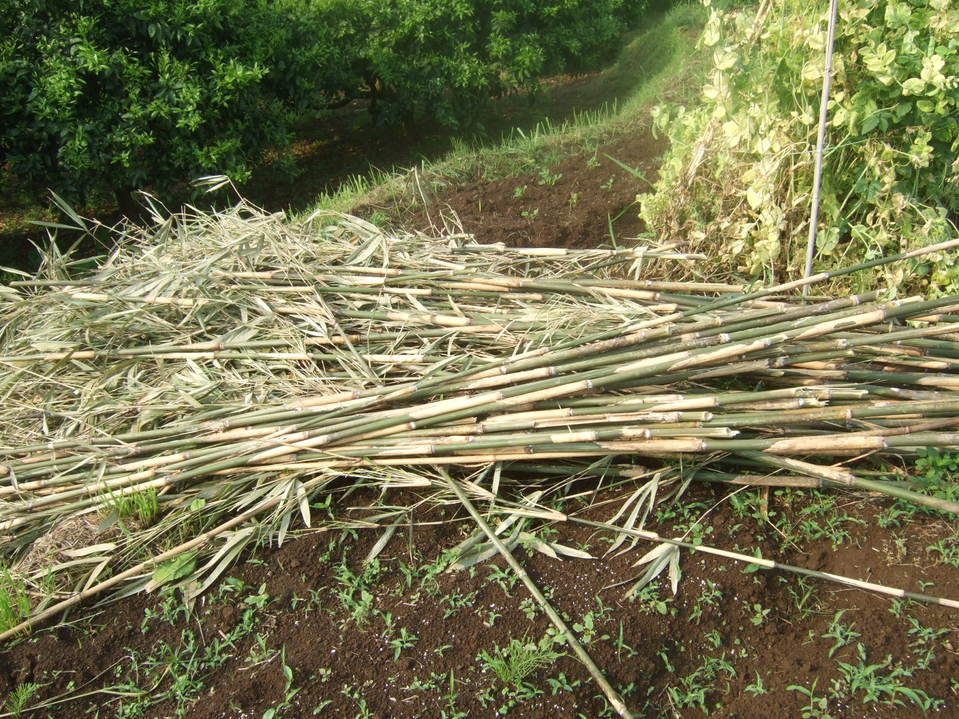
[115,186,146,224]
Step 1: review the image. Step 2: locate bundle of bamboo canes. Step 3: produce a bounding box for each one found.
[2,205,959,640]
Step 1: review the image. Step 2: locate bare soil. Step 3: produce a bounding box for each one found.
[392,132,665,250]
[1,485,957,718]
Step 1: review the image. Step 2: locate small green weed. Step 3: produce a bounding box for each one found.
[487,564,519,594]
[112,581,268,717]
[340,685,373,719]
[0,569,30,633]
[689,579,722,624]
[786,576,822,618]
[744,672,767,696]
[629,580,671,616]
[613,620,639,658]
[3,681,41,718]
[478,637,562,689]
[926,536,959,567]
[389,627,419,660]
[332,558,381,625]
[790,642,946,716]
[880,449,959,526]
[262,648,300,719]
[835,643,942,711]
[536,167,562,186]
[823,610,861,658]
[440,589,477,618]
[788,681,835,719]
[108,488,161,529]
[665,654,736,713]
[749,603,771,626]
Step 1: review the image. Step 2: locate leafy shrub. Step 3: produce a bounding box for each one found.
[639,0,959,293]
[0,0,338,207]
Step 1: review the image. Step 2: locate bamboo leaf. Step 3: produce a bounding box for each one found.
[295,480,311,528]
[519,531,558,559]
[148,552,198,592]
[546,540,594,560]
[82,557,112,592]
[276,508,292,548]
[187,527,255,599]
[605,475,660,557]
[364,525,397,565]
[452,523,524,570]
[62,543,118,558]
[625,543,678,599]
[668,545,682,595]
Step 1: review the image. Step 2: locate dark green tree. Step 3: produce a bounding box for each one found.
[0,0,338,214]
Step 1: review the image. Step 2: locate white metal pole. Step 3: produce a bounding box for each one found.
[803,0,840,296]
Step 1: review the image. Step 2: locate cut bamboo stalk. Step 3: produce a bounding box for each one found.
[442,472,634,719]
[571,517,959,609]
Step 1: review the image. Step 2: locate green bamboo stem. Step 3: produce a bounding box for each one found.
[419,294,879,396]
[442,472,634,719]
[738,451,959,514]
[508,461,823,488]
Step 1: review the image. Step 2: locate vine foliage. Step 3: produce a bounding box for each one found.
[639,0,959,293]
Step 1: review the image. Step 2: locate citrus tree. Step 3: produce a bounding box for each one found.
[354,0,645,126]
[0,0,344,212]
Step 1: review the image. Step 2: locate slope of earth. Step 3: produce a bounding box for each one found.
[2,485,957,718]
[384,132,666,250]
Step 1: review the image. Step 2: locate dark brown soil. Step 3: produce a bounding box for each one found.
[393,133,666,250]
[2,486,957,718]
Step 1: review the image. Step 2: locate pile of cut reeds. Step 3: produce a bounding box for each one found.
[3,204,959,642]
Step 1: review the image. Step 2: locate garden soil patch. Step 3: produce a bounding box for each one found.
[2,486,957,718]
[393,132,666,250]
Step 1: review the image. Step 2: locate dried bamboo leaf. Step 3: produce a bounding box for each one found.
[625,543,679,599]
[364,525,398,565]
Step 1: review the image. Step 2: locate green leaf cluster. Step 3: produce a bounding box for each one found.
[0,0,322,200]
[639,0,959,294]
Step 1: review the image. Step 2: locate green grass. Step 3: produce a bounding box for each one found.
[2,681,41,719]
[109,579,270,718]
[108,488,161,529]
[0,569,31,634]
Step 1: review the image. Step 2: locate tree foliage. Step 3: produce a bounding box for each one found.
[350,0,645,126]
[0,0,326,202]
[0,0,645,205]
